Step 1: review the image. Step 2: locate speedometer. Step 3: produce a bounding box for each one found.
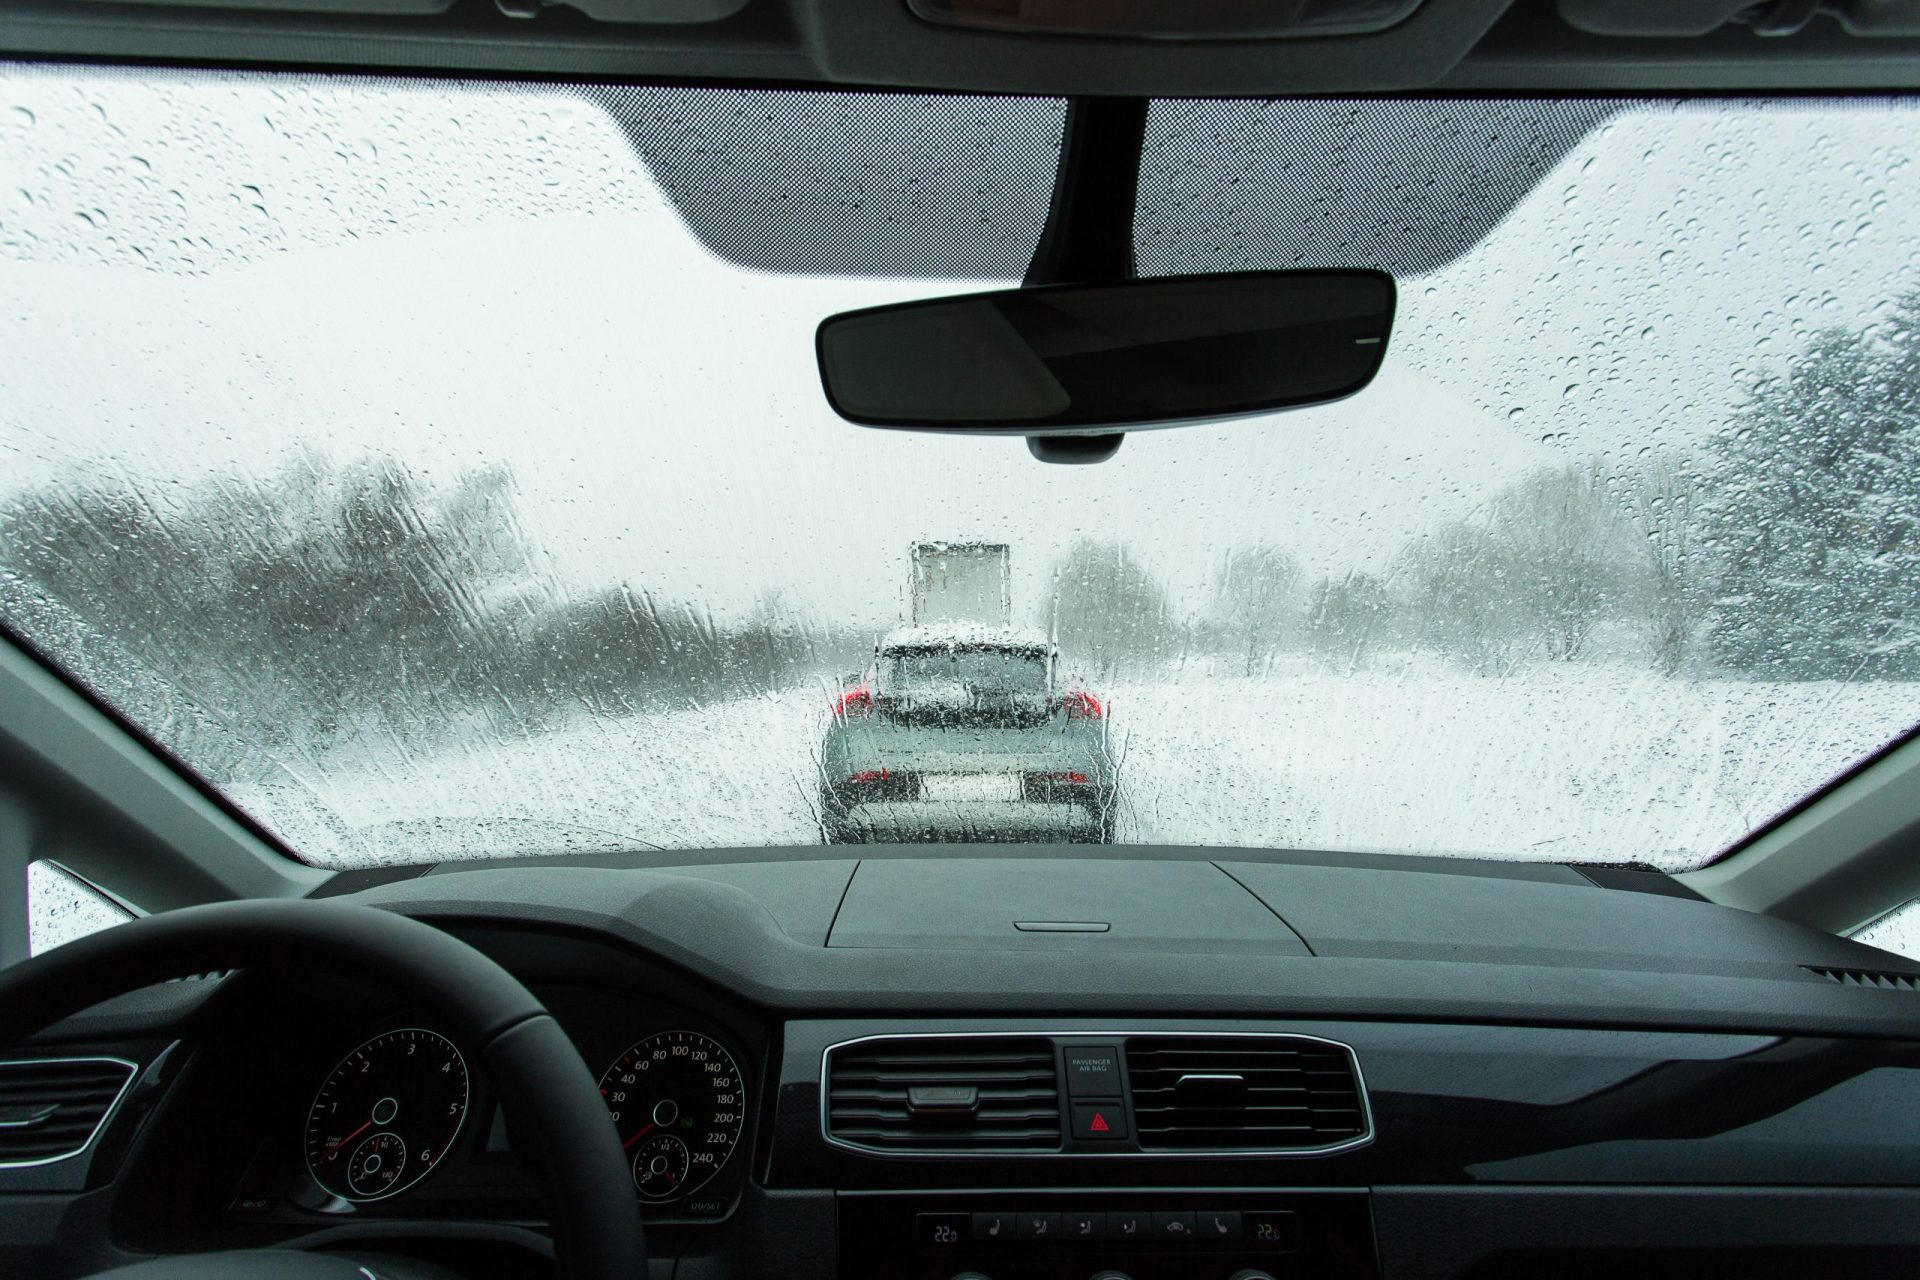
[598,1031,745,1201]
[304,1028,469,1203]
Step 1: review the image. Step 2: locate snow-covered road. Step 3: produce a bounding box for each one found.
[221,663,1917,873]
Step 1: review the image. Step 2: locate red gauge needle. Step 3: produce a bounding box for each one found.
[327,1120,374,1153]
[622,1123,656,1151]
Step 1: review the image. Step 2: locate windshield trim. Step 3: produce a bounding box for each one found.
[1696,716,1920,872]
[0,618,311,868]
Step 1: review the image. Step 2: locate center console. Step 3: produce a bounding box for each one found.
[837,1191,1377,1280]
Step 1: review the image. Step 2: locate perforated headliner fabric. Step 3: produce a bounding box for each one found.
[590,88,1622,280]
[588,86,1069,280]
[1134,98,1626,276]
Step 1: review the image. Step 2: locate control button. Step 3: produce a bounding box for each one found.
[1245,1210,1301,1250]
[682,1197,726,1219]
[1107,1210,1147,1242]
[950,1273,994,1280]
[1150,1210,1196,1241]
[1071,1102,1128,1140]
[228,1196,277,1215]
[917,1213,969,1248]
[1018,1211,1061,1241]
[971,1211,1015,1243]
[1199,1210,1243,1241]
[1062,1045,1124,1098]
[1063,1211,1105,1241]
[1227,1272,1277,1280]
[1090,1272,1135,1280]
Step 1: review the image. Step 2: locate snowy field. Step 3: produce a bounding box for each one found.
[209,663,1917,875]
[25,663,1919,956]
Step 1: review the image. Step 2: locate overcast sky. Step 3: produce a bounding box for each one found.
[3,68,1918,627]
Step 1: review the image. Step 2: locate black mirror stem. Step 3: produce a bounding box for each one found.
[1023,97,1149,463]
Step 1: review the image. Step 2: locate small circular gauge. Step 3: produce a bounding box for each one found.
[630,1133,691,1200]
[347,1132,407,1198]
[598,1031,746,1202]
[305,1029,469,1203]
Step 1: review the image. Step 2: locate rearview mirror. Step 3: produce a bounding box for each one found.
[815,270,1395,436]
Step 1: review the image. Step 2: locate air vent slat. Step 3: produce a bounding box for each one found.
[826,1037,1061,1153]
[1125,1036,1367,1153]
[0,1058,138,1167]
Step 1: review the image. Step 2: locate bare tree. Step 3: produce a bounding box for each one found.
[1041,540,1180,679]
[1305,572,1392,672]
[1210,546,1302,675]
[1611,451,1706,675]
[1394,464,1645,671]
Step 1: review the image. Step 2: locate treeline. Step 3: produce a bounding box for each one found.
[0,452,870,767]
[1043,289,1920,682]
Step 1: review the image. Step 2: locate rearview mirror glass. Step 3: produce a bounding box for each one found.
[815,270,1395,433]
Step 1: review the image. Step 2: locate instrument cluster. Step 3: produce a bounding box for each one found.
[293,989,754,1214]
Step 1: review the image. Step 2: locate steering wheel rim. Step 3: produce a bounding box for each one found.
[0,898,646,1280]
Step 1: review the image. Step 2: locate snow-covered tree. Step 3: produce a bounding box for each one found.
[1702,291,1920,679]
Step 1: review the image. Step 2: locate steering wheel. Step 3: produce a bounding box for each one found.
[0,899,647,1280]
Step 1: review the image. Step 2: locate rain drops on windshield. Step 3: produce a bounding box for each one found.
[2,67,1917,872]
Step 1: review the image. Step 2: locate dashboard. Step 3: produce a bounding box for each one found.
[8,849,1920,1280]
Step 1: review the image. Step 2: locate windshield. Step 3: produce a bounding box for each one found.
[2,67,1916,870]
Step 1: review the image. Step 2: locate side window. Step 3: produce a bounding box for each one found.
[27,860,134,957]
[1852,899,1920,964]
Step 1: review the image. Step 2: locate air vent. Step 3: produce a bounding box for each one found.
[1807,966,1920,992]
[825,1036,1061,1152]
[1126,1035,1369,1153]
[0,1057,138,1167]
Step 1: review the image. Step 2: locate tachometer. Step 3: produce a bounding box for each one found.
[598,1031,745,1201]
[304,1028,469,1203]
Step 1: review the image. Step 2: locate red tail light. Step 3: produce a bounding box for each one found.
[846,768,891,784]
[1022,769,1096,802]
[833,685,873,718]
[1059,690,1104,720]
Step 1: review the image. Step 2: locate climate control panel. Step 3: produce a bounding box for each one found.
[838,1191,1375,1280]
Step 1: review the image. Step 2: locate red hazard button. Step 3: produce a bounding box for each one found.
[1071,1102,1129,1141]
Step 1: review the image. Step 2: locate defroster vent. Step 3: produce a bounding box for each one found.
[1806,966,1920,991]
[0,1057,138,1167]
[1126,1035,1369,1153]
[825,1036,1061,1153]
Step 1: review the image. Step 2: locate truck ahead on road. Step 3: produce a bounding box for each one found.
[909,541,1011,627]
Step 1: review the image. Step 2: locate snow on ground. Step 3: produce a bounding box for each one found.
[214,663,1918,875]
[1110,666,1914,869]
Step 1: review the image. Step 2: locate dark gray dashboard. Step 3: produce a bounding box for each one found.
[340,848,1920,1038]
[10,846,1920,1280]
